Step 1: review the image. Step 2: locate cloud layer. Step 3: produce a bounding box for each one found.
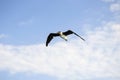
[0,22,120,79]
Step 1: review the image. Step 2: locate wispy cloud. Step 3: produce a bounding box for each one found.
[0,34,7,39]
[102,0,120,21]
[102,0,120,12]
[110,3,120,12]
[18,19,33,26]
[0,22,120,79]
[102,0,115,2]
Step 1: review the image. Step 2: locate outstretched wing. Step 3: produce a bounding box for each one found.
[73,32,85,41]
[63,30,74,36]
[46,33,59,46]
[63,30,85,41]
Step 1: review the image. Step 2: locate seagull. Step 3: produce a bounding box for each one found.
[46,30,85,46]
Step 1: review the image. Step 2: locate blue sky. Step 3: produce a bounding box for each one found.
[0,0,120,80]
[0,0,112,45]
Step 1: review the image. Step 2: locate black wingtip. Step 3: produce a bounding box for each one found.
[80,37,85,41]
[82,38,85,41]
[46,42,48,47]
[46,44,48,47]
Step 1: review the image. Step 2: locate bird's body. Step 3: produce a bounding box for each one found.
[59,31,68,41]
[46,30,85,46]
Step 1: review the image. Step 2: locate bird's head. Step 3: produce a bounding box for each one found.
[57,31,62,35]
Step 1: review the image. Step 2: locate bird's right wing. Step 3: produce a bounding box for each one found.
[63,30,85,41]
[46,33,59,46]
[63,30,73,36]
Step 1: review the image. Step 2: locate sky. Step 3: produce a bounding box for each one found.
[0,0,120,80]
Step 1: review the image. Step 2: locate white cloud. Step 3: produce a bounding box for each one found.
[0,22,120,80]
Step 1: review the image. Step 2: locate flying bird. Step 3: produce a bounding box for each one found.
[46,30,85,46]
